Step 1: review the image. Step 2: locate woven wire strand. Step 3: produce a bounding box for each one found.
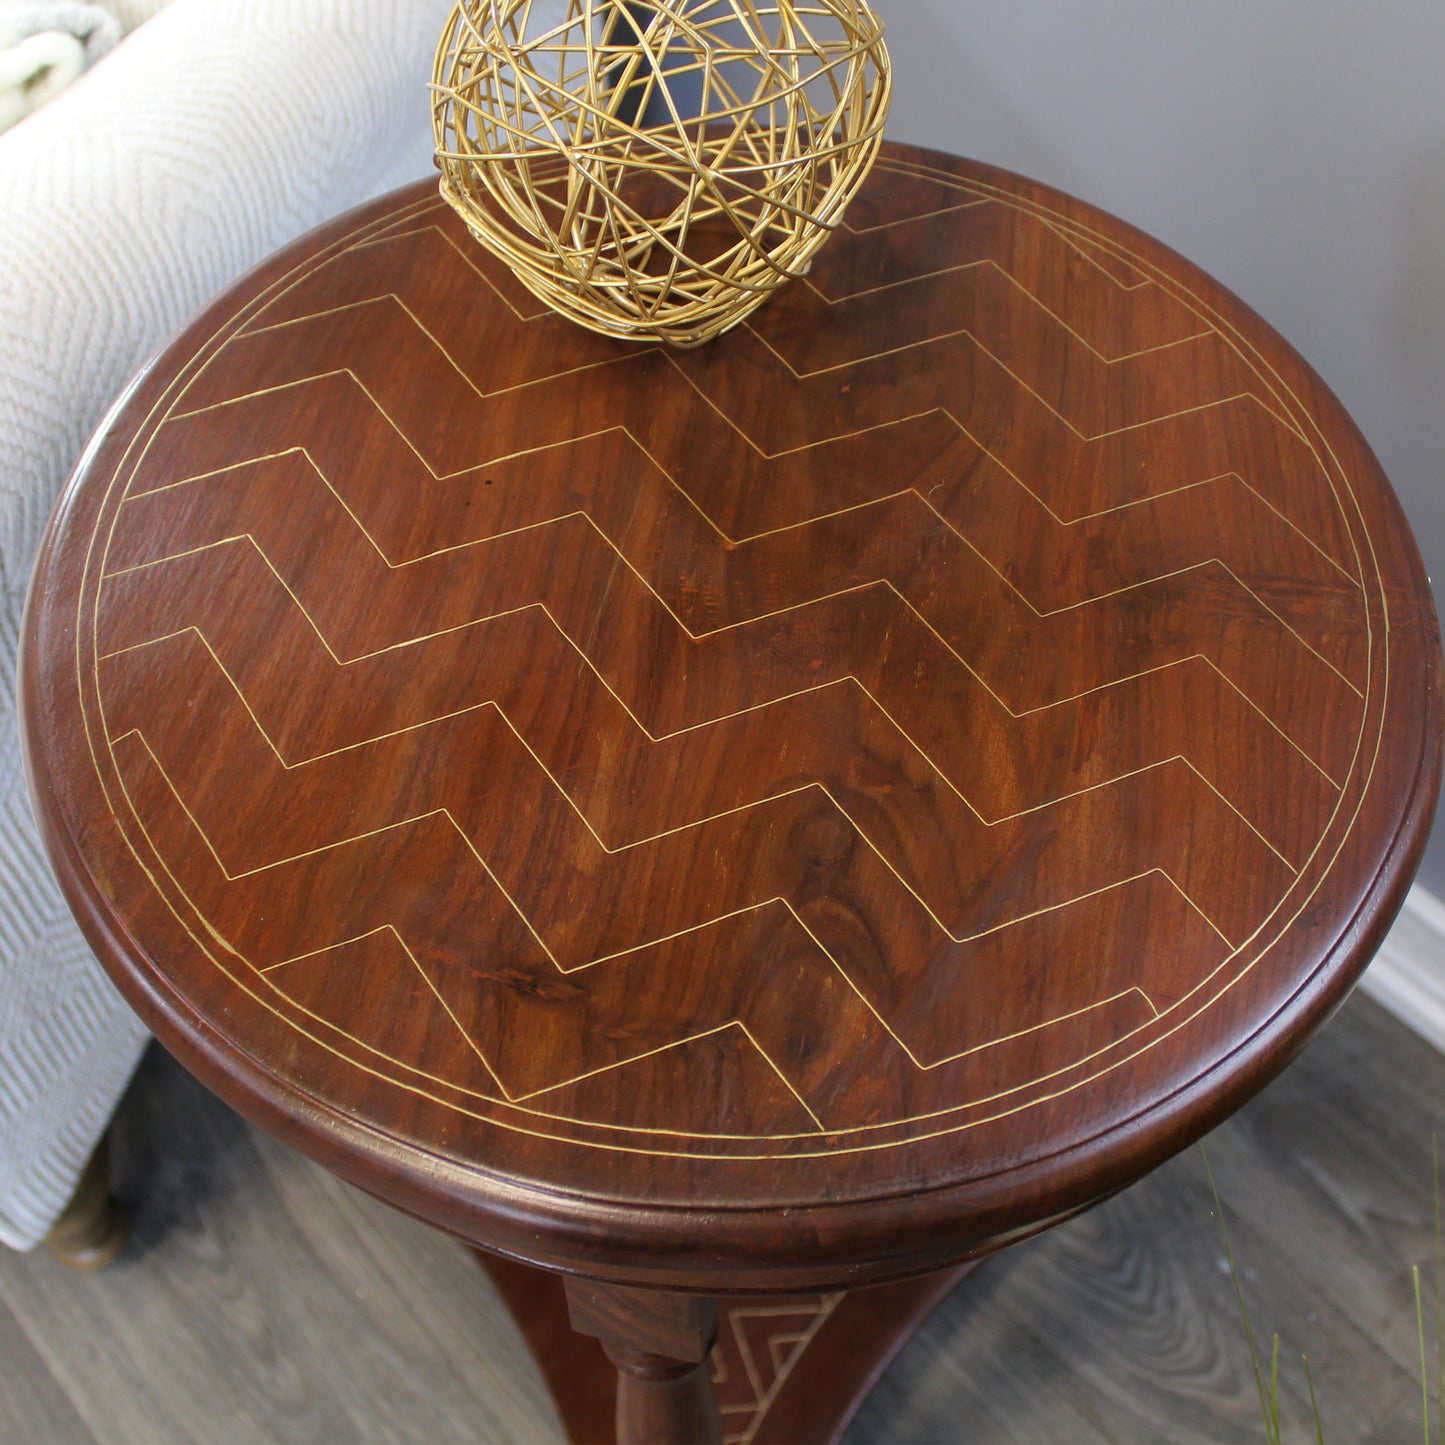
[432,0,891,346]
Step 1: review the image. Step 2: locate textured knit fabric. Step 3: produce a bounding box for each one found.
[0,7,119,133]
[0,3,122,59]
[100,0,174,33]
[0,0,453,1249]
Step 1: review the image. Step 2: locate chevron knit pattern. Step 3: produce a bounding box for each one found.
[65,150,1373,1166]
[0,0,454,1249]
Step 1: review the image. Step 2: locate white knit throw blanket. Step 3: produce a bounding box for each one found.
[0,1,173,133]
[0,0,450,1252]
[0,5,116,131]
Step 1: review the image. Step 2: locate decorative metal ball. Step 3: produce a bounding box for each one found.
[432,0,891,347]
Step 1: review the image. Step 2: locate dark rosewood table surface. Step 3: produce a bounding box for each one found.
[23,142,1442,1295]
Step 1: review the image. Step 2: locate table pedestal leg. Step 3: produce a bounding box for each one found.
[472,1249,975,1445]
[565,1278,723,1445]
[609,1351,723,1445]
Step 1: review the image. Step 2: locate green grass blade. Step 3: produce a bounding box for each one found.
[1434,1135,1441,1445]
[1202,1145,1277,1445]
[1417,1264,1431,1445]
[1271,1332,1281,1440]
[1303,1354,1325,1445]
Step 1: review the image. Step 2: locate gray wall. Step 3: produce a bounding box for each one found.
[874,0,1445,893]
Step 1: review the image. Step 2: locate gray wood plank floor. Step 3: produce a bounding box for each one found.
[0,992,1440,1444]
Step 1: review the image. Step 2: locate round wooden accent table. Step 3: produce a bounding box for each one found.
[23,142,1442,1444]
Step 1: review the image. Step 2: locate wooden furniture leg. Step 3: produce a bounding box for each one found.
[566,1279,723,1445]
[44,1132,129,1271]
[474,1248,975,1445]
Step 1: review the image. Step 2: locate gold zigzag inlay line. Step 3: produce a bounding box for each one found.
[221,185,1320,491]
[98,470,1340,862]
[872,159,1388,940]
[108,184,1330,969]
[208,269,1299,458]
[259,217,1216,369]
[268,923,828,1132]
[110,719,1265,1155]
[100,537,1295,915]
[869,160,1380,752]
[117,727,1165,1140]
[344,184,1155,332]
[165,312,1356,679]
[122,429,1360,606]
[895,152,1378,668]
[106,610,1226,961]
[71,156,1387,1158]
[130,359,1360,772]
[878,157,1346,494]
[119,376,1365,702]
[227,206,1353,560]
[229,225,1361,592]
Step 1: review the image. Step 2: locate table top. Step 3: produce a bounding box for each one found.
[24,141,1441,1292]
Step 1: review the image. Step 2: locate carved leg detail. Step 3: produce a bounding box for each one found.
[609,1347,723,1445]
[45,1132,130,1271]
[473,1250,980,1445]
[566,1278,723,1445]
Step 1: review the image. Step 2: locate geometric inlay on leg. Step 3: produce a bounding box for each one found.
[476,1250,974,1445]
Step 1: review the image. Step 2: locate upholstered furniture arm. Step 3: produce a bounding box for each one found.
[0,0,453,1249]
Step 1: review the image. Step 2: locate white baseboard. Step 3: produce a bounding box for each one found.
[1359,884,1445,1055]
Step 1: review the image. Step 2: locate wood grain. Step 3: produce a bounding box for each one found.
[21,142,1441,1294]
[0,1295,98,1445]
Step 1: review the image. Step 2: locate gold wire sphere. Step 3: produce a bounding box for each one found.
[432,0,891,347]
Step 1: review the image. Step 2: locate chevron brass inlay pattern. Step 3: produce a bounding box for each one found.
[73,154,1380,1161]
[709,1292,842,1445]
